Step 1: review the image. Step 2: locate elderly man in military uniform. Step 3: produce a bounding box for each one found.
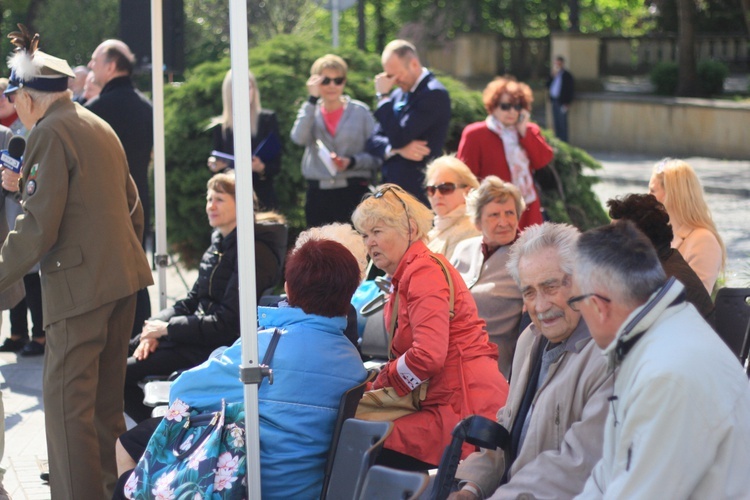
[0,27,152,498]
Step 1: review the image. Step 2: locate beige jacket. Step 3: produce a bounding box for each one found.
[456,320,613,499]
[0,99,152,327]
[427,207,480,261]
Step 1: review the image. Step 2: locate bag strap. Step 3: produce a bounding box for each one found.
[259,328,282,386]
[386,255,456,359]
[171,400,226,458]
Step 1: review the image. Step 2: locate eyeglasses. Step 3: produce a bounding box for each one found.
[567,293,611,312]
[425,182,466,196]
[498,102,523,112]
[5,93,16,104]
[321,76,346,86]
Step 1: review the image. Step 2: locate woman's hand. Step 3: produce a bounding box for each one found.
[251,156,266,173]
[516,109,530,137]
[140,319,169,341]
[207,156,229,173]
[331,153,350,171]
[133,338,159,361]
[306,75,322,98]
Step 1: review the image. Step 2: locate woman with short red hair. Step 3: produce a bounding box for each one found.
[457,77,554,229]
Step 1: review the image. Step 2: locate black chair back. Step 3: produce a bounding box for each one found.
[713,287,750,366]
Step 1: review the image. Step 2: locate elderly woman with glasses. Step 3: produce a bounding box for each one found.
[457,77,554,230]
[291,54,381,228]
[424,155,481,260]
[352,184,508,471]
[450,177,525,380]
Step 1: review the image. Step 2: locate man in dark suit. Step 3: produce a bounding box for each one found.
[87,39,154,336]
[368,40,451,204]
[546,55,574,142]
[0,33,153,498]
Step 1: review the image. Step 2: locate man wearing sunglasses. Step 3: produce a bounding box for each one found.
[367,39,451,204]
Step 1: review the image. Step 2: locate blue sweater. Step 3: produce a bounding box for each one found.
[170,305,367,499]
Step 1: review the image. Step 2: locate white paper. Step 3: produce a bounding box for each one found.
[316,139,338,177]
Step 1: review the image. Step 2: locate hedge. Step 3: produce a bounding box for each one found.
[163,34,608,266]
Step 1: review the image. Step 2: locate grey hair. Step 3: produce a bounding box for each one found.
[575,220,667,308]
[506,222,580,286]
[466,175,525,227]
[22,88,72,108]
[293,223,368,280]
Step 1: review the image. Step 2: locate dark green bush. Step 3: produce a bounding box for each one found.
[650,62,679,96]
[697,60,729,96]
[164,34,608,265]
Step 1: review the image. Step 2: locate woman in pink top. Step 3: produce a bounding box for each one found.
[649,158,725,293]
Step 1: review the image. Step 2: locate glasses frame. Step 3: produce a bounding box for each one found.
[320,76,346,86]
[567,293,612,312]
[425,182,467,196]
[371,185,411,242]
[5,92,16,104]
[498,102,523,112]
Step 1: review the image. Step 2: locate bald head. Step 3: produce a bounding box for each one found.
[89,39,135,86]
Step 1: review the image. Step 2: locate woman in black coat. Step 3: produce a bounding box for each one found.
[124,173,244,423]
[207,69,281,210]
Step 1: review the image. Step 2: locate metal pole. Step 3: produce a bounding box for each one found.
[332,0,340,48]
[227,0,262,497]
[151,0,168,310]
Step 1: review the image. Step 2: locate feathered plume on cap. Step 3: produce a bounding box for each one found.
[5,24,74,95]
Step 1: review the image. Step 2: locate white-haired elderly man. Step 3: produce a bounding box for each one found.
[450,222,613,499]
[572,221,750,499]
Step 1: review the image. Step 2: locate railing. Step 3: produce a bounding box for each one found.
[600,34,750,75]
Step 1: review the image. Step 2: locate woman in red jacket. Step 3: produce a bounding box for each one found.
[352,184,509,470]
[457,78,554,230]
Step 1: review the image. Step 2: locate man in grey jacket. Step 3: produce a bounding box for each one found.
[451,223,613,499]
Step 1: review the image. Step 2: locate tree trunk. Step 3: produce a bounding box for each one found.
[357,0,366,50]
[374,0,386,53]
[568,0,580,32]
[741,0,750,35]
[675,0,699,97]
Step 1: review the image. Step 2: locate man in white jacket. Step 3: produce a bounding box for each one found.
[572,221,750,499]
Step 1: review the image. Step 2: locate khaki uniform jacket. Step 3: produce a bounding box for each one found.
[456,320,613,499]
[0,98,152,327]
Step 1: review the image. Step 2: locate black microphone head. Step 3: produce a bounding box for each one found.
[8,136,25,159]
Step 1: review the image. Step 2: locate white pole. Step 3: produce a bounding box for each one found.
[151,0,168,310]
[228,0,262,497]
[332,0,340,48]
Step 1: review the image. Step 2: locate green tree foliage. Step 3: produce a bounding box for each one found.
[164,34,607,265]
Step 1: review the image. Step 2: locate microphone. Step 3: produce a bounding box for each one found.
[0,136,26,174]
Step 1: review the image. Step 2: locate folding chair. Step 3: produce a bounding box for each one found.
[324,418,393,500]
[320,370,377,498]
[713,287,750,366]
[358,465,428,500]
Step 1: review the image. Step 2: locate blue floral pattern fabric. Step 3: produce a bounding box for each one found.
[124,399,247,499]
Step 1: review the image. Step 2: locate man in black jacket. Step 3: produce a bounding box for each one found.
[546,55,574,142]
[87,39,154,335]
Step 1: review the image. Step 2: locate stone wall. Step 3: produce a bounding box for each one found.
[561,93,750,160]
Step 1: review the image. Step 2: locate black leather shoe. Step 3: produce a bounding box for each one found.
[0,337,27,352]
[20,341,45,357]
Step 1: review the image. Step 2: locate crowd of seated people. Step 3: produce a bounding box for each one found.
[114,42,745,499]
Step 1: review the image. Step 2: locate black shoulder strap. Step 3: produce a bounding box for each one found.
[261,328,282,370]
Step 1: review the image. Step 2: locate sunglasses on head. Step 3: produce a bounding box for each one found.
[498,102,523,112]
[321,76,346,86]
[425,182,466,196]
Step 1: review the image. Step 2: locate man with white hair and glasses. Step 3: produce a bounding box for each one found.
[572,221,750,499]
[451,223,613,499]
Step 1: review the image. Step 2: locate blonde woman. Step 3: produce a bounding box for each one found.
[207,69,281,209]
[352,184,508,470]
[291,54,381,228]
[649,159,725,293]
[425,155,480,260]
